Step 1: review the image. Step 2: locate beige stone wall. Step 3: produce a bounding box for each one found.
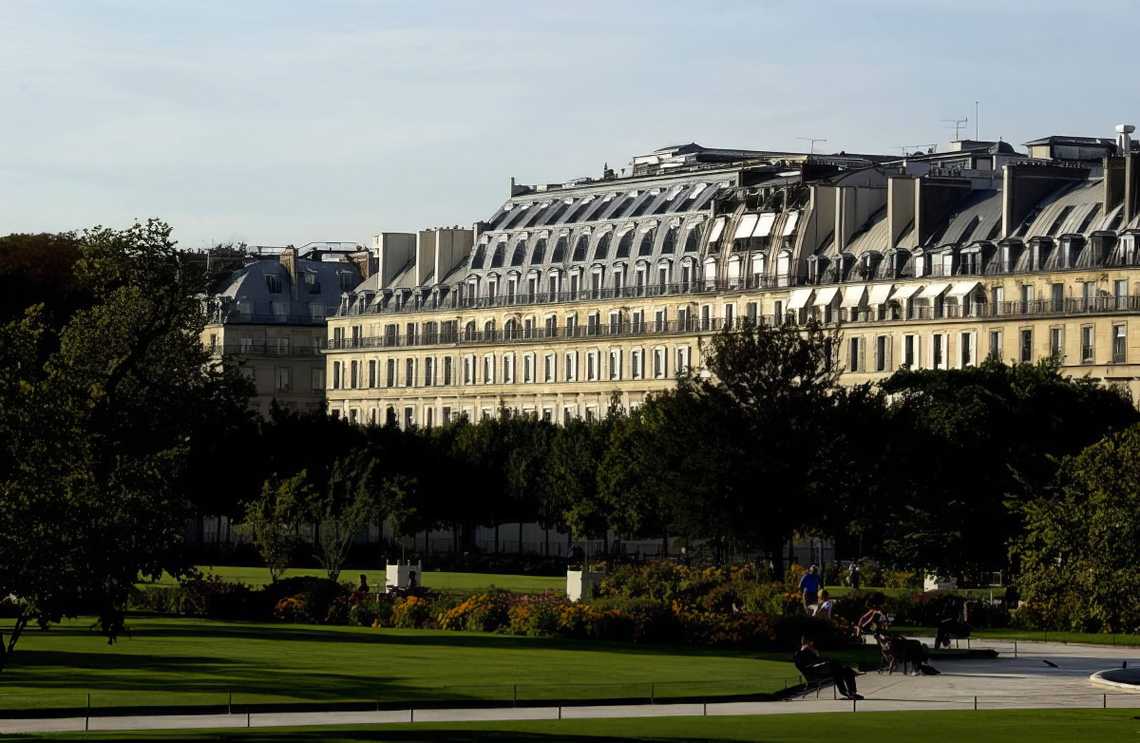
[324,267,1140,425]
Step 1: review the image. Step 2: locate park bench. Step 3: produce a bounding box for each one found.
[793,652,834,698]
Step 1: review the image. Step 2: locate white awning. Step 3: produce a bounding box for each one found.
[754,212,777,238]
[707,217,726,243]
[787,288,814,310]
[947,280,982,300]
[781,211,800,236]
[916,282,951,300]
[868,283,894,305]
[733,213,759,240]
[813,286,840,307]
[891,284,922,301]
[841,284,867,309]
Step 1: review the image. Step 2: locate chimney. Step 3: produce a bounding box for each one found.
[1104,155,1126,215]
[279,246,298,299]
[1116,124,1135,156]
[349,249,373,281]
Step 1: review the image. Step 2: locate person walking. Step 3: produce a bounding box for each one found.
[848,562,861,592]
[799,563,822,612]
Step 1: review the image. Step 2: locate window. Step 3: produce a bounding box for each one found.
[463,355,474,385]
[1115,279,1128,309]
[566,313,579,337]
[349,360,359,389]
[565,351,578,382]
[587,312,600,336]
[631,348,643,379]
[904,334,917,368]
[483,355,495,384]
[587,351,599,381]
[654,347,667,379]
[848,337,863,373]
[311,368,325,391]
[678,306,690,331]
[609,349,622,380]
[1049,327,1064,359]
[874,335,889,372]
[275,367,291,392]
[424,357,435,387]
[403,407,415,429]
[240,336,254,353]
[724,304,735,330]
[609,310,622,335]
[386,359,396,387]
[349,408,358,424]
[368,360,377,388]
[675,345,690,373]
[1113,324,1127,363]
[1050,283,1064,311]
[632,309,644,334]
[523,354,534,383]
[774,300,784,325]
[544,353,555,383]
[545,315,557,337]
[503,354,515,384]
[332,361,341,389]
[654,308,666,332]
[746,302,758,324]
[959,331,975,368]
[265,274,283,293]
[988,330,1002,361]
[405,358,415,387]
[1020,284,1034,310]
[1080,325,1094,363]
[701,304,712,331]
[444,357,453,385]
[1020,329,1033,363]
[932,333,945,370]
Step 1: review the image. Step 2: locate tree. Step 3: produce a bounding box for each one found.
[305,451,382,581]
[549,403,621,565]
[1013,423,1140,632]
[879,359,1137,577]
[0,220,254,667]
[243,474,308,583]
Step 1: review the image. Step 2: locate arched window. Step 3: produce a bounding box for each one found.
[505,319,517,340]
[638,228,657,257]
[684,224,703,253]
[659,225,678,255]
[551,235,568,263]
[616,231,634,258]
[484,320,495,336]
[530,237,548,265]
[572,234,590,261]
[490,241,506,268]
[510,240,527,266]
[593,232,612,261]
[464,321,476,341]
[471,242,487,268]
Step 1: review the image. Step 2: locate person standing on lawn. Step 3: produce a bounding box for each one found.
[799,563,822,612]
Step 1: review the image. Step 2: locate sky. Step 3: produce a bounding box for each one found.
[2,0,1139,249]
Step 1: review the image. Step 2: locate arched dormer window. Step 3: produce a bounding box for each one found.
[551,234,568,263]
[572,234,590,262]
[530,236,548,265]
[683,223,704,253]
[616,230,634,259]
[638,227,657,257]
[489,241,506,268]
[510,239,527,266]
[471,241,488,269]
[660,225,678,255]
[593,232,612,261]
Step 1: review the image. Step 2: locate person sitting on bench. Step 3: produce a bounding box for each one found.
[935,599,972,649]
[793,637,863,700]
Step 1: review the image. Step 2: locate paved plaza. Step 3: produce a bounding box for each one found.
[2,638,1138,736]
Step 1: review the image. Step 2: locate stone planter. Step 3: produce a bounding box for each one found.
[566,569,602,602]
[386,561,422,590]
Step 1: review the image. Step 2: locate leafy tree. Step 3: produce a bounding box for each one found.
[879,359,1137,576]
[1013,423,1140,632]
[0,220,254,666]
[243,474,308,582]
[305,452,383,581]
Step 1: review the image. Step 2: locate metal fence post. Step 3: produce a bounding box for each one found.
[513,684,517,707]
[228,689,232,715]
[852,696,856,712]
[558,705,562,720]
[650,683,655,704]
[246,712,250,728]
[1104,693,1107,709]
[85,693,90,732]
[974,695,978,711]
[703,702,707,716]
[410,708,414,723]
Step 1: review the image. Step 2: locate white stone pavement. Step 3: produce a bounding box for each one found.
[2,639,1139,736]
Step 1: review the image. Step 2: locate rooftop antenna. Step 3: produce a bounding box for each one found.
[942,116,969,141]
[975,101,982,140]
[797,137,828,155]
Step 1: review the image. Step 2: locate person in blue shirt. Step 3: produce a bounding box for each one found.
[799,563,823,611]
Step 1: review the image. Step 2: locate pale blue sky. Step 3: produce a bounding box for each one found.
[2,0,1137,248]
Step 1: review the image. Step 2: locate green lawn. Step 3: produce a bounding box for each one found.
[0,617,795,713]
[33,709,1140,742]
[893,625,1140,647]
[140,567,564,594]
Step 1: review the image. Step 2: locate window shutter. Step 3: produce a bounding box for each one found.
[859,337,866,372]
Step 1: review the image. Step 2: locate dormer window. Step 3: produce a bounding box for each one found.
[265,274,283,293]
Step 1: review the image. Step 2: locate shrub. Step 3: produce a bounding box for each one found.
[507,593,565,637]
[273,595,314,623]
[392,595,432,629]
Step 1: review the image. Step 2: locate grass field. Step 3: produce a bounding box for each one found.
[38,709,1140,741]
[0,617,796,713]
[140,567,564,594]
